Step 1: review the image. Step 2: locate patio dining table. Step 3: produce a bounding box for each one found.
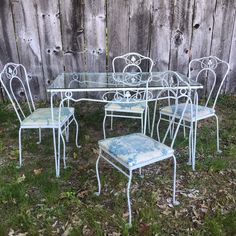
[47,72,203,174]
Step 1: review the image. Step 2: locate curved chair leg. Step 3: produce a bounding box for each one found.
[141,113,144,133]
[170,117,174,139]
[57,128,61,177]
[19,128,22,167]
[95,150,102,196]
[151,99,158,137]
[52,128,58,177]
[172,155,177,204]
[66,121,69,143]
[110,111,113,130]
[73,115,81,148]
[103,111,107,139]
[183,120,186,138]
[156,114,162,142]
[147,106,151,133]
[192,121,197,171]
[37,128,42,144]
[214,114,221,153]
[139,168,144,178]
[127,170,133,227]
[60,131,66,169]
[187,128,192,166]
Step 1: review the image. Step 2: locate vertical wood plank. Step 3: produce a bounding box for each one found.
[0,0,20,100]
[0,0,19,68]
[190,0,216,60]
[150,0,172,71]
[210,0,236,93]
[59,0,86,72]
[35,0,64,91]
[225,6,236,93]
[84,0,106,72]
[128,0,153,56]
[228,15,236,93]
[169,0,195,73]
[210,0,236,60]
[107,0,130,71]
[11,0,45,100]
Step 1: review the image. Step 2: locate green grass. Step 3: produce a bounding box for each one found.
[0,96,235,235]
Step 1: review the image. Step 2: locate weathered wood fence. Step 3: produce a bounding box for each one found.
[0,0,236,100]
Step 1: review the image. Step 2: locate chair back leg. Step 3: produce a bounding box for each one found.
[127,170,133,226]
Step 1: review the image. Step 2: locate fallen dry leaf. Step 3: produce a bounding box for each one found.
[138,222,150,235]
[17,174,26,183]
[34,168,43,175]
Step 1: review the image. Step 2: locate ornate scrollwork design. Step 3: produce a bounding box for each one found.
[64,91,73,98]
[201,57,218,69]
[102,89,153,103]
[124,54,142,66]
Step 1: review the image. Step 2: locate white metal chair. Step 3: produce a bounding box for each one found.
[0,63,80,177]
[96,72,191,226]
[103,52,154,138]
[156,56,230,170]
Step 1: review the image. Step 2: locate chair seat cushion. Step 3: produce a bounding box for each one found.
[105,99,146,112]
[98,133,174,168]
[160,104,215,121]
[21,107,74,127]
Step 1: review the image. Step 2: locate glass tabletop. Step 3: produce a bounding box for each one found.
[48,72,202,92]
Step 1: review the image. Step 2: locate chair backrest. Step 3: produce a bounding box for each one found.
[188,56,229,109]
[112,52,154,73]
[0,63,35,122]
[152,71,192,148]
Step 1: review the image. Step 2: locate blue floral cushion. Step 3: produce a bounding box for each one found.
[105,99,146,112]
[98,133,174,168]
[160,104,215,121]
[21,107,74,127]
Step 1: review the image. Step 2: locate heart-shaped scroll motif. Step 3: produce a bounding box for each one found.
[131,56,136,63]
[124,91,131,98]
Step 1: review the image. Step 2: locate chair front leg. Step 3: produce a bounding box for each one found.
[66,121,69,143]
[156,114,162,142]
[151,99,158,137]
[37,128,42,144]
[172,155,177,204]
[73,115,81,148]
[19,128,22,167]
[103,111,107,139]
[95,150,102,196]
[183,120,186,138]
[192,120,198,171]
[110,111,113,130]
[214,114,221,153]
[141,113,144,133]
[60,131,66,169]
[127,170,133,227]
[52,128,58,177]
[187,120,193,166]
[147,106,151,133]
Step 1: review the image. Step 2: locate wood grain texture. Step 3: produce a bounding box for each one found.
[169,0,195,74]
[128,0,152,55]
[59,0,86,72]
[0,0,19,68]
[0,0,19,100]
[210,0,236,93]
[84,0,106,72]
[36,0,64,94]
[150,0,172,71]
[107,0,130,71]
[190,0,216,60]
[11,0,45,100]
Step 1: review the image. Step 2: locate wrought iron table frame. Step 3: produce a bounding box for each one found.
[47,72,203,175]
